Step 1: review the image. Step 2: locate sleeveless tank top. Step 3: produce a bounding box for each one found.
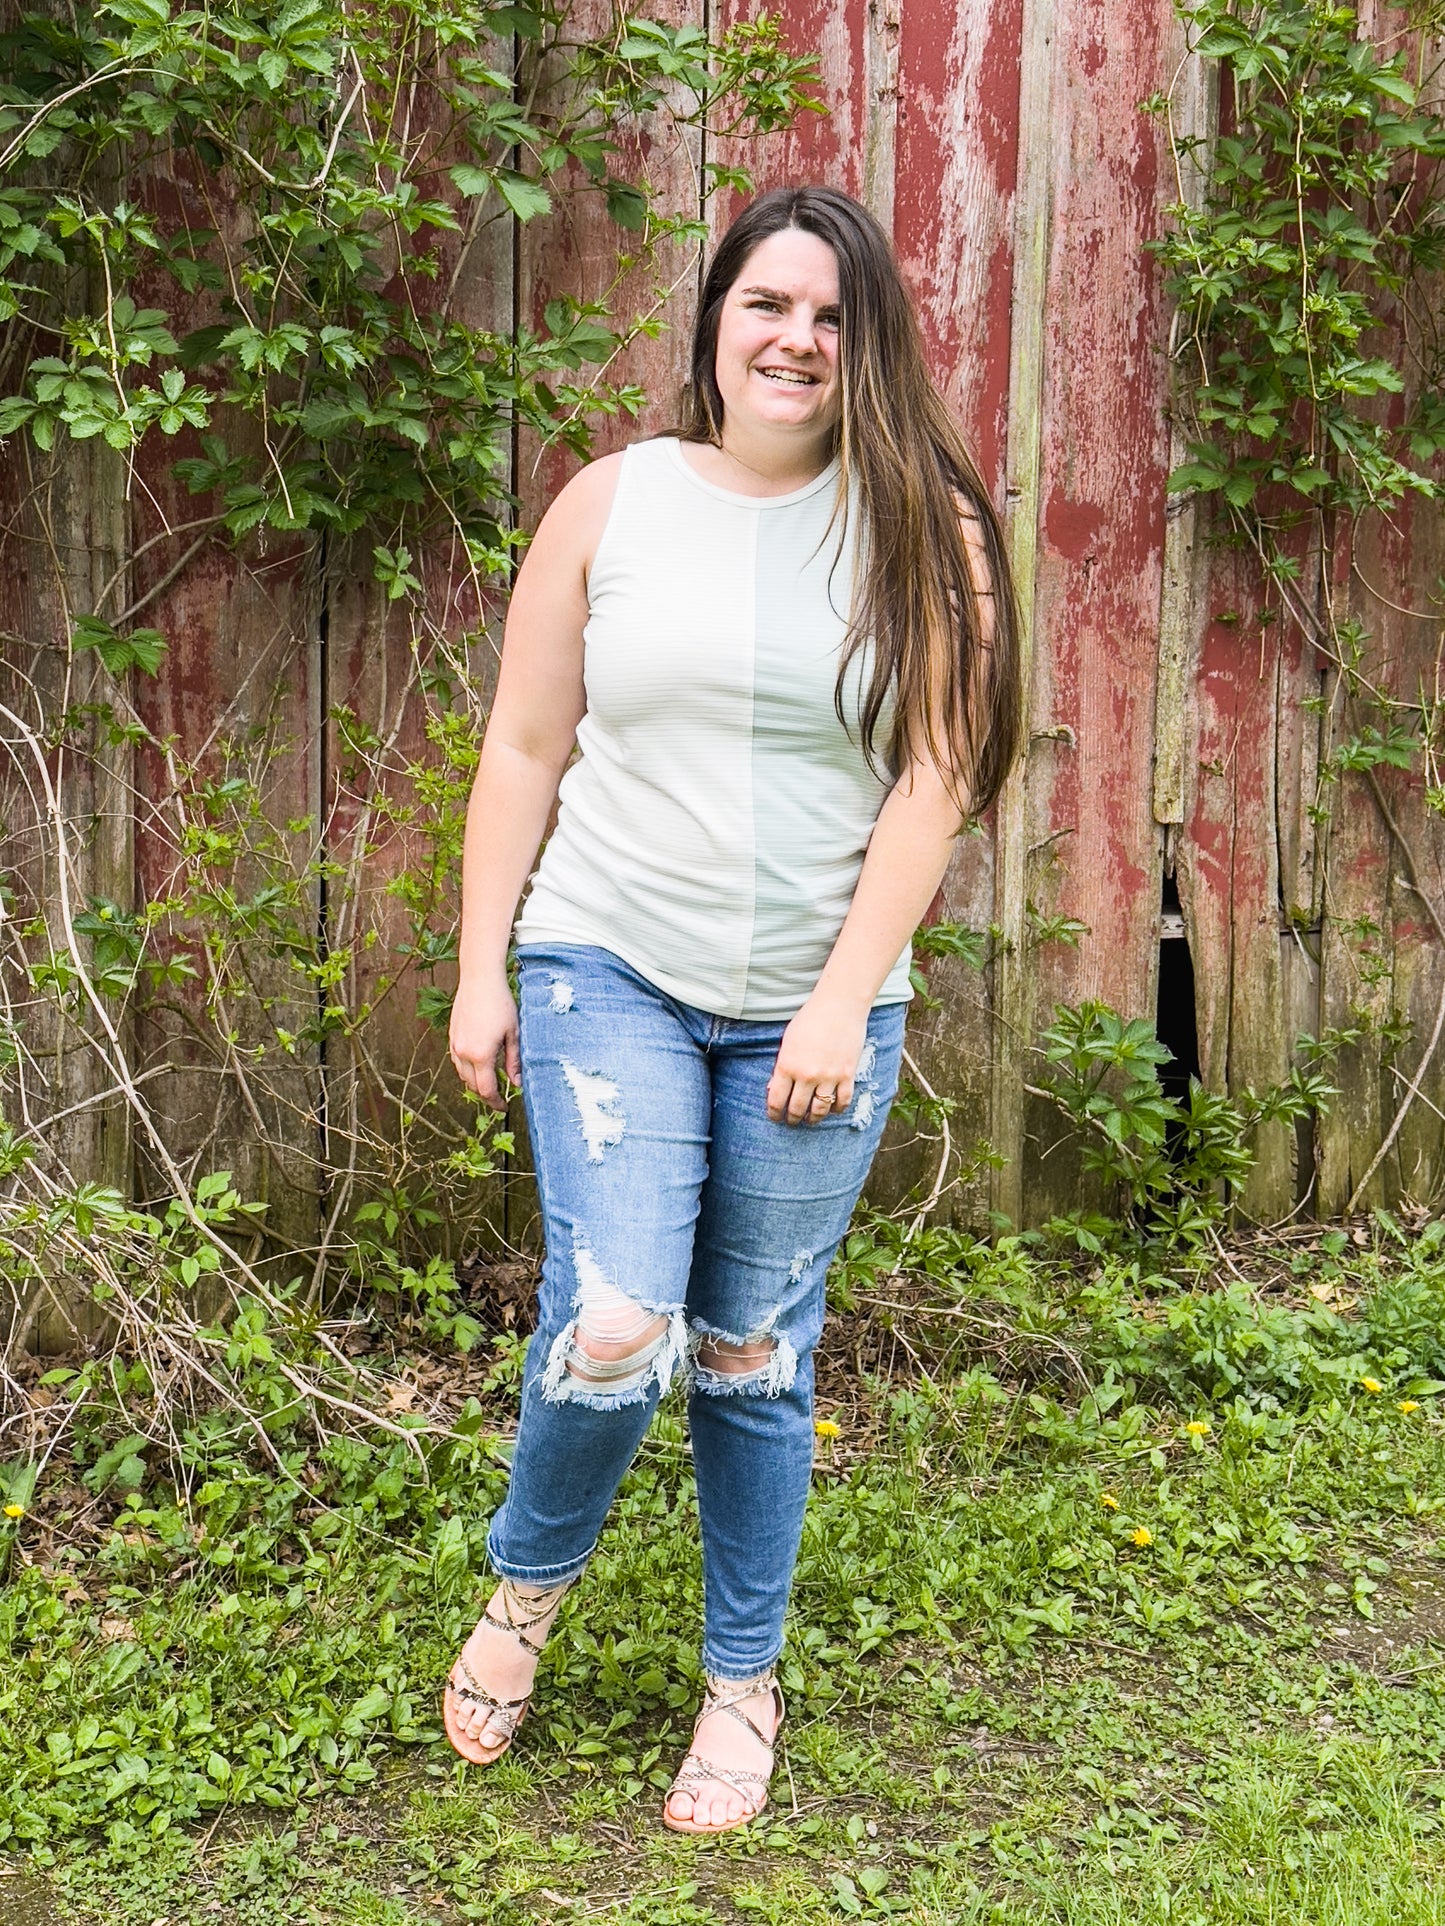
[514,436,914,1020]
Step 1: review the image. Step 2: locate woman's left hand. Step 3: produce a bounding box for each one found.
[767,991,870,1126]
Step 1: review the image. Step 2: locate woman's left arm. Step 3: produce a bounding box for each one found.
[766,506,994,1127]
[765,762,964,1124]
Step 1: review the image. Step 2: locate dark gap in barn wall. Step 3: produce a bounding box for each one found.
[1156,869,1200,1106]
[1156,868,1201,1184]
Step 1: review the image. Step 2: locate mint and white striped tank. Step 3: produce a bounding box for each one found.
[514,435,914,1020]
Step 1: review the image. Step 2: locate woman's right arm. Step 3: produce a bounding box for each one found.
[449,454,622,1107]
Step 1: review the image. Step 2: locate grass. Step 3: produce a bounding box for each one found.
[5,1218,1445,1922]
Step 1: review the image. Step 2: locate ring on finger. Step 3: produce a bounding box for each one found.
[811,1088,836,1108]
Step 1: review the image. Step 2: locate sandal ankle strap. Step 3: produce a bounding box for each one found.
[697,1669,784,1750]
[481,1572,577,1656]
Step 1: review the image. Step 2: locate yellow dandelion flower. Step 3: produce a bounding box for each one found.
[3,1504,24,1520]
[1100,1492,1119,1510]
[1185,1421,1211,1437]
[1399,1400,1421,1414]
[1130,1527,1153,1547]
[814,1419,841,1439]
[1361,1378,1384,1393]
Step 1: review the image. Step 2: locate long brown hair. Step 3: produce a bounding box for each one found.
[675,185,1022,818]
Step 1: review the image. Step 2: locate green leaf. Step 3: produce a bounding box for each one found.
[1167,460,1225,494]
[71,615,168,676]
[347,1686,392,1724]
[449,163,494,199]
[1373,70,1416,106]
[495,171,551,222]
[605,180,648,232]
[0,395,35,435]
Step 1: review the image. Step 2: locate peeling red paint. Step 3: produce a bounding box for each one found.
[1043,497,1107,561]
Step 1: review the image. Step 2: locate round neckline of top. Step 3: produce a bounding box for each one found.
[660,435,841,508]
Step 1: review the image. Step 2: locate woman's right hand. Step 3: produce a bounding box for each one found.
[449,970,521,1110]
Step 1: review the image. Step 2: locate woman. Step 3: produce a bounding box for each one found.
[443,184,1021,1834]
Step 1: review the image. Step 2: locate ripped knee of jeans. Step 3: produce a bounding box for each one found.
[689,1320,798,1398]
[539,1250,684,1410]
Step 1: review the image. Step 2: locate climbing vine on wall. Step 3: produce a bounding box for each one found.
[1151,0,1445,1211]
[0,0,816,555]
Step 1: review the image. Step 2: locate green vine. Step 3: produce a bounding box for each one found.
[0,0,818,560]
[1153,0,1445,518]
[1151,0,1445,1212]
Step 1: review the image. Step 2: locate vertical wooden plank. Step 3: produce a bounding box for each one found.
[1178,542,1294,1218]
[884,0,1022,1219]
[1317,511,1445,1217]
[121,137,323,1258]
[323,54,518,1272]
[988,0,1053,1229]
[1372,500,1445,1207]
[860,0,901,227]
[1314,1,1445,1218]
[1272,534,1328,1214]
[516,0,707,502]
[0,441,117,1351]
[131,519,323,1254]
[714,0,867,201]
[1154,45,1216,840]
[1010,0,1181,1223]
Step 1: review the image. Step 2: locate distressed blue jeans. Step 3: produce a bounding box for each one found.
[486,942,906,1679]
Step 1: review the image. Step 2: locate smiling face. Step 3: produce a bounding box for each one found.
[712,227,842,445]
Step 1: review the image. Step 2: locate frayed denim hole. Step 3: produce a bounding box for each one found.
[688,1317,797,1399]
[548,977,575,1013]
[538,1249,684,1409]
[849,1039,880,1132]
[560,1058,625,1162]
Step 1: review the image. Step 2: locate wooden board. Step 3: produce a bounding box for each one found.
[883,0,1022,1218]
[1179,538,1296,1221]
[1010,0,1182,1223]
[321,46,519,1277]
[132,511,323,1260]
[0,434,133,1350]
[126,143,323,1270]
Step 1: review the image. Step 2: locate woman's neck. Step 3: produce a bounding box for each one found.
[698,419,835,497]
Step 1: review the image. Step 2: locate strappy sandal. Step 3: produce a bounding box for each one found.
[662,1669,785,1835]
[442,1574,574,1766]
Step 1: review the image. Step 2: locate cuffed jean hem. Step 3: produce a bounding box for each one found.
[487,1530,595,1587]
[702,1641,785,1683]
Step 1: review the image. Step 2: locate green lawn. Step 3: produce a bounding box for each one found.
[5,1221,1445,1923]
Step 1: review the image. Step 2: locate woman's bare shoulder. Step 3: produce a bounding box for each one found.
[523,449,630,584]
[560,446,629,503]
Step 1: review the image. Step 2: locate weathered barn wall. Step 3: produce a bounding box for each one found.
[4,0,1443,1271]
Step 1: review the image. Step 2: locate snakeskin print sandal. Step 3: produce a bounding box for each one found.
[443,1574,574,1765]
[662,1669,785,1835]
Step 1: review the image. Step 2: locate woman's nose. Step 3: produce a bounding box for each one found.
[776,310,818,355]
